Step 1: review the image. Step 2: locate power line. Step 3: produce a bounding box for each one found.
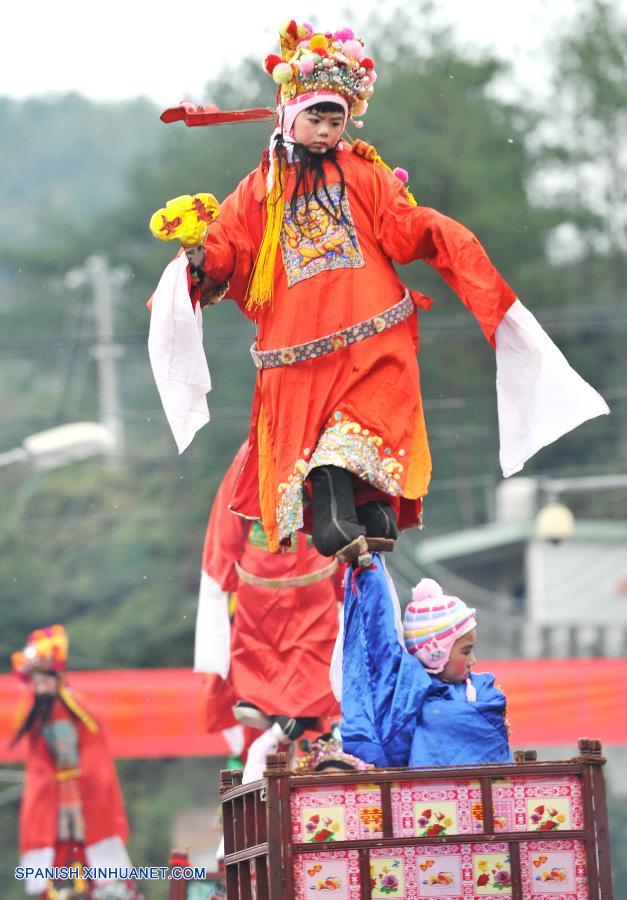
[3,379,626,431]
[0,305,625,353]
[49,282,91,425]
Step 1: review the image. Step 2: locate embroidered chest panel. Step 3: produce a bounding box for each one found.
[280,183,364,287]
[41,718,80,768]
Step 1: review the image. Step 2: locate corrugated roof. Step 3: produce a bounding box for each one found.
[415,519,627,564]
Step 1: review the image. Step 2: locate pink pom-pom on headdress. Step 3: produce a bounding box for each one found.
[343,39,365,61]
[393,167,410,184]
[299,56,315,75]
[411,578,443,603]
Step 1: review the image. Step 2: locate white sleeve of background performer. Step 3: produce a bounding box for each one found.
[193,572,231,677]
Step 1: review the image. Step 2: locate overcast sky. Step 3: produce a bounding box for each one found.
[1,0,616,106]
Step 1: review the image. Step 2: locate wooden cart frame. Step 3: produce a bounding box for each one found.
[168,849,226,899]
[219,738,613,899]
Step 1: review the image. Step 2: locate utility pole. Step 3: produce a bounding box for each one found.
[66,255,130,466]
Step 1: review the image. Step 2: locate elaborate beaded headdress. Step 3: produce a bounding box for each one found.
[11,624,69,680]
[264,20,377,127]
[295,735,374,774]
[11,625,101,733]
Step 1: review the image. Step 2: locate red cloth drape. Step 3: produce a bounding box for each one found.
[1,659,626,761]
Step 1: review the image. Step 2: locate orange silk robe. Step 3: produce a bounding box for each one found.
[202,147,515,550]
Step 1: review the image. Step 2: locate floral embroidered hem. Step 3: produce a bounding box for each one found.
[276,411,406,544]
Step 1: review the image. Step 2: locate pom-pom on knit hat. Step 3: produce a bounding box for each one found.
[403,579,476,675]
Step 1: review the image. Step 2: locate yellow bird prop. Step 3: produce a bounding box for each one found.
[149,192,220,248]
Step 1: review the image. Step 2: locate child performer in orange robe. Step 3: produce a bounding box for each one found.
[149,20,608,563]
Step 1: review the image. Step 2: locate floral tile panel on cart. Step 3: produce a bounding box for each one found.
[292,841,588,898]
[290,774,583,843]
[290,775,588,898]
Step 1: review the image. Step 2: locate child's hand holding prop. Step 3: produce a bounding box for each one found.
[149,193,228,306]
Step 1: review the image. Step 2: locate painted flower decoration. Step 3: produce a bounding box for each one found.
[416,806,454,837]
[476,857,512,891]
[305,812,341,843]
[531,804,567,831]
[377,871,400,895]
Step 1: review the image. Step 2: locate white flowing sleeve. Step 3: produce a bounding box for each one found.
[148,254,211,453]
[496,299,609,477]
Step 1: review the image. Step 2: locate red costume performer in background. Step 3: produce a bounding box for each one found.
[11,626,137,899]
[195,443,341,754]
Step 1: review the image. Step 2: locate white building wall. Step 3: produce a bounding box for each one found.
[526,540,627,625]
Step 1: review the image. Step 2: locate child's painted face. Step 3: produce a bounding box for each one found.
[292,109,345,154]
[440,629,477,683]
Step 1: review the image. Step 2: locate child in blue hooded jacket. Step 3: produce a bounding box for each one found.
[340,559,511,768]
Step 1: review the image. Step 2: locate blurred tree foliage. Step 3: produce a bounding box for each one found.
[1,4,626,895]
[0,94,161,246]
[538,0,627,453]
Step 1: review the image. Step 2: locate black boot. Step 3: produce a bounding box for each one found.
[308,465,366,557]
[357,500,398,540]
[271,715,319,743]
[232,700,272,731]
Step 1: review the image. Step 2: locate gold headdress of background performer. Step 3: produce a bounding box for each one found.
[247,21,378,311]
[11,624,99,733]
[11,624,69,680]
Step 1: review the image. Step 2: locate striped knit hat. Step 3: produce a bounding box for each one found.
[403,579,476,674]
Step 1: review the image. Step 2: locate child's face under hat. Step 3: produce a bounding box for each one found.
[439,628,477,683]
[292,106,345,154]
[403,578,477,676]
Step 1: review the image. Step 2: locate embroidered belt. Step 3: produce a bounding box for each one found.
[56,767,81,782]
[250,291,413,370]
[234,558,337,589]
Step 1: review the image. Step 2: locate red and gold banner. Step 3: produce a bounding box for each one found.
[1,659,625,761]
